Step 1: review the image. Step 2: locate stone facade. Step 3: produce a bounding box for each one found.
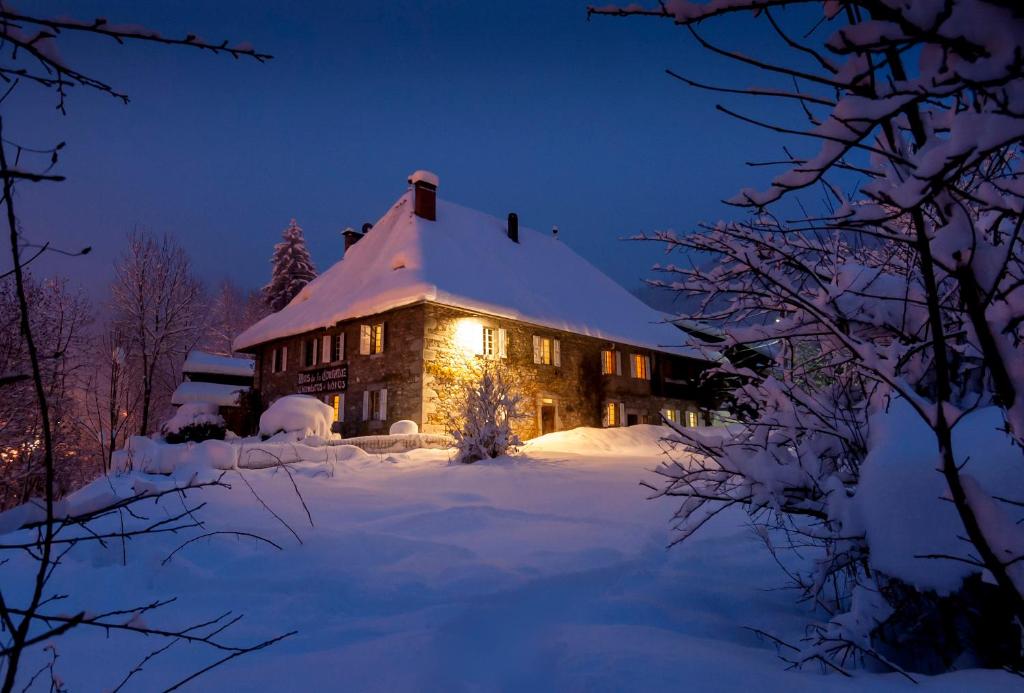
[249,300,712,439]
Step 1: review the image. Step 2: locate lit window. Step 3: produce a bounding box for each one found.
[328,394,344,422]
[330,333,343,362]
[361,323,385,354]
[601,350,615,375]
[662,408,675,423]
[539,338,552,364]
[605,402,620,427]
[483,327,495,356]
[631,354,650,380]
[686,410,699,428]
[533,336,559,366]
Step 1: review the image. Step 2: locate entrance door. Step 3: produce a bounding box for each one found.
[627,413,639,427]
[540,404,556,435]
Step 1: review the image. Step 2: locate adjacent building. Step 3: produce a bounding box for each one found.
[234,172,716,439]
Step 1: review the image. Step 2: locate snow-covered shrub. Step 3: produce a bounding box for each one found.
[449,365,524,464]
[595,0,1024,675]
[161,402,226,444]
[389,419,418,435]
[259,394,335,440]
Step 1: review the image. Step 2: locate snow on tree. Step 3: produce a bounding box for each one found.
[593,0,1024,675]
[263,219,317,312]
[449,364,524,464]
[0,8,290,691]
[0,276,92,509]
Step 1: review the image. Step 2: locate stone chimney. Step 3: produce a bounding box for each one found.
[507,212,519,243]
[408,170,439,221]
[342,227,363,252]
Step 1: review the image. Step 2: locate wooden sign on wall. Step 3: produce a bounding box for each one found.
[296,364,348,395]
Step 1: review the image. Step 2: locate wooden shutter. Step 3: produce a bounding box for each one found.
[362,391,370,420]
[644,355,651,380]
[676,409,682,426]
[378,388,388,421]
[497,328,508,358]
[360,325,371,355]
[532,335,542,364]
[629,354,636,378]
[617,403,626,427]
[615,351,622,375]
[339,332,346,360]
[338,393,346,422]
[602,402,610,427]
[281,346,288,372]
[323,335,332,362]
[312,338,319,365]
[553,339,561,367]
[378,323,385,353]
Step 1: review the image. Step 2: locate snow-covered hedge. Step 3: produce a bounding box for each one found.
[161,402,226,444]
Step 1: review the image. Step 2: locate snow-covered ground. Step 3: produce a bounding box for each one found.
[5,426,1015,691]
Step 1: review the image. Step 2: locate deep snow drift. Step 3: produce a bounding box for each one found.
[3,426,1014,691]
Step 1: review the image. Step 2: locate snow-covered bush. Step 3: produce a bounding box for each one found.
[449,365,524,464]
[259,394,335,440]
[389,419,418,435]
[594,0,1024,676]
[161,402,226,444]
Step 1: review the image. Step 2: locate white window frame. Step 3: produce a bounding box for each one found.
[363,388,387,421]
[303,338,319,368]
[483,326,495,357]
[532,336,561,366]
[603,401,626,427]
[361,323,384,355]
[630,353,651,380]
[325,332,344,363]
[271,346,288,373]
[601,349,615,375]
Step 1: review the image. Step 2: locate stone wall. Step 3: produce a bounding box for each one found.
[251,304,426,437]
[420,303,709,440]
[249,300,711,441]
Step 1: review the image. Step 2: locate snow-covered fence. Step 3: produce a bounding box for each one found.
[328,433,453,455]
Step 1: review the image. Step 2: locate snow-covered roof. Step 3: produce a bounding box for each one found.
[234,189,705,358]
[182,350,255,378]
[171,381,249,407]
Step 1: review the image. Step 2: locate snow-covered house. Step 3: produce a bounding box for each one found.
[171,351,256,433]
[234,172,714,438]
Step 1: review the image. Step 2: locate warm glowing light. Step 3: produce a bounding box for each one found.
[454,319,483,355]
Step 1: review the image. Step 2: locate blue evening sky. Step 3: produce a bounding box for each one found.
[9,1,808,301]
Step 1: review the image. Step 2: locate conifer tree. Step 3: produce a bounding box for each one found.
[263,219,317,312]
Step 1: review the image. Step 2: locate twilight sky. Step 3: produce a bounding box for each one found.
[9,1,799,301]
